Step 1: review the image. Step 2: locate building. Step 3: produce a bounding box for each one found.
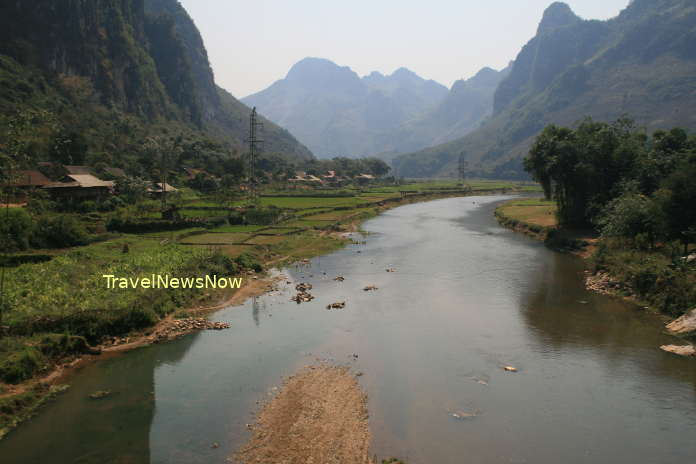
[148,182,178,197]
[43,174,115,200]
[7,170,52,202]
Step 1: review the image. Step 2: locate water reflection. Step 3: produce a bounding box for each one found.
[0,331,200,464]
[520,250,696,395]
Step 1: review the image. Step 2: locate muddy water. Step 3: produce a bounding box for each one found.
[1,195,695,464]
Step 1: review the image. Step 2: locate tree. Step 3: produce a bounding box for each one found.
[597,191,665,249]
[660,158,696,254]
[49,129,88,165]
[0,109,53,338]
[362,158,391,177]
[115,177,150,204]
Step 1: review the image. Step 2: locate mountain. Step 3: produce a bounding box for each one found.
[376,65,511,154]
[393,0,696,179]
[0,0,312,173]
[242,58,449,158]
[143,0,312,161]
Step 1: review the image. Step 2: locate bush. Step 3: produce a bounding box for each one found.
[0,347,43,384]
[235,252,262,273]
[37,334,91,357]
[30,214,88,248]
[0,208,33,252]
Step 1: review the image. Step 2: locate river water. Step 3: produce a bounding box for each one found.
[1,195,695,464]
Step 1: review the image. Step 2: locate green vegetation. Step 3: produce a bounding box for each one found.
[0,176,525,435]
[394,0,696,179]
[525,118,696,247]
[517,117,696,316]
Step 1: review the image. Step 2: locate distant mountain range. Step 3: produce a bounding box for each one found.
[243,58,508,159]
[393,0,696,178]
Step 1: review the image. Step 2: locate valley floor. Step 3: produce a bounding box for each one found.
[0,180,531,440]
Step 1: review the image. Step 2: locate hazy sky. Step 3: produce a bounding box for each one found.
[178,0,630,98]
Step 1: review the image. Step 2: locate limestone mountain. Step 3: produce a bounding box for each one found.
[394,0,696,179]
[377,65,511,155]
[242,58,449,158]
[0,0,312,173]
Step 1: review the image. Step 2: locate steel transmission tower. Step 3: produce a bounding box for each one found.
[458,152,468,185]
[247,107,264,201]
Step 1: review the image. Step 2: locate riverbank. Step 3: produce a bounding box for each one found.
[495,198,696,355]
[1,183,529,440]
[234,364,373,464]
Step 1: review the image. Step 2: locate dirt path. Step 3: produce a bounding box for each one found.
[234,365,374,464]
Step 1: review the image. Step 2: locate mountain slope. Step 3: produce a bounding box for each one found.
[143,0,313,161]
[394,0,696,179]
[0,0,312,171]
[243,57,449,158]
[377,65,511,155]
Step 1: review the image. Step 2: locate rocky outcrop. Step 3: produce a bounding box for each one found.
[666,308,696,335]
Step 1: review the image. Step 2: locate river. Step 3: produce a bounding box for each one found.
[1,195,695,464]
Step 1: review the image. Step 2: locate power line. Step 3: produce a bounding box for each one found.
[247,107,264,202]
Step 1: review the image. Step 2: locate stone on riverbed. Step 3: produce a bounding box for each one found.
[660,344,696,357]
[666,308,696,335]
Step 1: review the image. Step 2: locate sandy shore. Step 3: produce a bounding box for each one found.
[234,365,373,464]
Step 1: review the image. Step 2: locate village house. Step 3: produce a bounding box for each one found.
[288,171,323,184]
[43,173,115,200]
[7,170,52,202]
[148,182,178,198]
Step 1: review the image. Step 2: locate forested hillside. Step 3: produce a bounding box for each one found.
[394,0,696,179]
[0,0,312,178]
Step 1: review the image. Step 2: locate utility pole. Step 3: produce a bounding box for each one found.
[247,107,264,203]
[458,152,468,186]
[0,167,12,339]
[160,144,167,213]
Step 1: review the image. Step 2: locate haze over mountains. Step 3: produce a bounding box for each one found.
[2,0,694,180]
[243,58,508,159]
[394,0,696,178]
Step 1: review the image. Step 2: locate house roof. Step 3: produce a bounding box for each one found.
[66,174,115,188]
[10,170,52,187]
[150,182,178,193]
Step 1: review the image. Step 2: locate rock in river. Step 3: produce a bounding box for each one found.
[666,308,696,335]
[660,345,696,357]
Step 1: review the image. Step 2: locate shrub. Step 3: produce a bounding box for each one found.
[31,214,88,248]
[0,347,43,384]
[37,334,91,357]
[0,208,33,252]
[235,252,262,273]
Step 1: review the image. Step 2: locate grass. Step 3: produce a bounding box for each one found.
[179,233,251,244]
[592,242,696,317]
[495,198,558,229]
